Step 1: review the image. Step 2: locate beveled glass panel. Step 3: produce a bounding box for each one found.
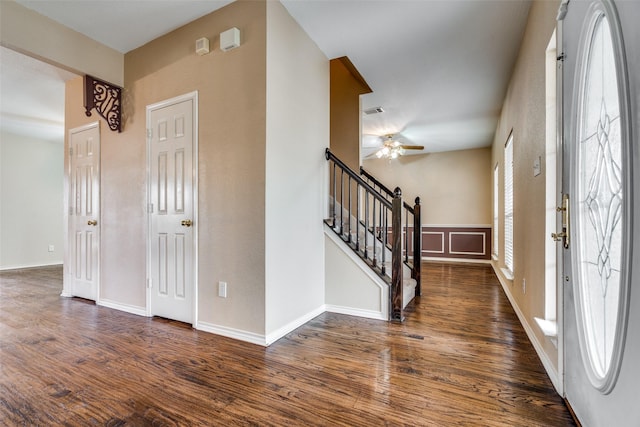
[576,14,622,380]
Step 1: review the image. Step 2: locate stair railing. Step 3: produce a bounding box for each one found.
[361,166,422,298]
[325,148,404,320]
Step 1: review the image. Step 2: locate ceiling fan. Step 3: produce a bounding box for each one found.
[370,134,424,159]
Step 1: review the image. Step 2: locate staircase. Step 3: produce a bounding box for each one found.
[325,148,421,322]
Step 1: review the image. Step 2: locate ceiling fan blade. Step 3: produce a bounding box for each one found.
[400,145,424,150]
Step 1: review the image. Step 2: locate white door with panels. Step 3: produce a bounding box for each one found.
[68,122,100,301]
[559,0,639,425]
[147,92,197,325]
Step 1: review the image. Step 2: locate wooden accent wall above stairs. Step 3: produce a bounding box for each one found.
[330,56,372,171]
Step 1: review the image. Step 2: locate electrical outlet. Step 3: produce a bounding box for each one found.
[218,281,227,298]
[522,278,526,294]
[48,245,55,252]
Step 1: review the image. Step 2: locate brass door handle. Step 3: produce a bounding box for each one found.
[552,194,570,248]
[181,219,192,227]
[87,220,97,226]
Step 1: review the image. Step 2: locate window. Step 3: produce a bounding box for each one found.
[504,133,514,275]
[536,30,559,344]
[493,164,499,259]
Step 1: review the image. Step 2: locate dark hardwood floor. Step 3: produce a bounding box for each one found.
[0,263,575,426]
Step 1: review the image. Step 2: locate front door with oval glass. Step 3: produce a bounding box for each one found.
[561,0,639,425]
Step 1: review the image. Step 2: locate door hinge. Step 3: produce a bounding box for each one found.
[147,129,152,139]
[69,147,73,156]
[147,278,152,288]
[147,203,154,214]
[557,53,566,62]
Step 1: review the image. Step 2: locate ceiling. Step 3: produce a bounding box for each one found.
[0,46,77,142]
[3,0,532,154]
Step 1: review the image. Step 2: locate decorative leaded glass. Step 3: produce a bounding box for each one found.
[576,14,622,381]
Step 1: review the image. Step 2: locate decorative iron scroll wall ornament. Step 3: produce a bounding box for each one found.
[84,75,122,132]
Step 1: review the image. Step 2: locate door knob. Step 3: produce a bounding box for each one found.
[181,219,192,227]
[87,220,97,226]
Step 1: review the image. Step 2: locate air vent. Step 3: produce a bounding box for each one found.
[364,106,384,115]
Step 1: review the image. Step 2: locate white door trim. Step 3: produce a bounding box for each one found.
[145,91,199,327]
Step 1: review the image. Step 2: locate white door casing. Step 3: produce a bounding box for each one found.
[67,122,100,301]
[147,92,198,325]
[561,0,638,425]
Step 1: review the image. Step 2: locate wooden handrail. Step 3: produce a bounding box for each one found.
[360,166,394,198]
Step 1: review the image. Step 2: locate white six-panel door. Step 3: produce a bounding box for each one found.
[147,92,197,324]
[68,122,100,301]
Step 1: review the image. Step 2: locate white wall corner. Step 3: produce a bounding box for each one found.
[197,322,268,346]
[265,305,326,346]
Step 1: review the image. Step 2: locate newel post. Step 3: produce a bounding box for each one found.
[413,197,422,297]
[391,187,404,322]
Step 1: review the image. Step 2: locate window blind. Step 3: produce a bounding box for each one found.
[493,164,499,257]
[504,134,514,273]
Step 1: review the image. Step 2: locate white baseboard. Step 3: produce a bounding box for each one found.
[98,299,148,317]
[197,321,266,346]
[325,304,386,321]
[265,305,326,346]
[492,265,562,394]
[198,306,327,347]
[423,257,491,264]
[0,262,62,271]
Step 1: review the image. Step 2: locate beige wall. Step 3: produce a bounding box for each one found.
[66,1,268,334]
[64,0,331,340]
[363,147,492,225]
[0,0,123,86]
[491,0,560,375]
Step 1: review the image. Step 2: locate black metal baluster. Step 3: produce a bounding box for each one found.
[378,198,383,240]
[332,161,337,229]
[372,194,377,267]
[348,176,352,243]
[356,183,361,251]
[364,192,369,260]
[339,169,344,236]
[381,206,387,275]
[405,208,409,263]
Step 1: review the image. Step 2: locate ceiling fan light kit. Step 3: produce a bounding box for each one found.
[375,141,404,159]
[374,134,423,159]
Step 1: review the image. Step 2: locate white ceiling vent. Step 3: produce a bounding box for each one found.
[364,106,384,115]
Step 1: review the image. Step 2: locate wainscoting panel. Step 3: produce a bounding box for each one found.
[415,226,492,260]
